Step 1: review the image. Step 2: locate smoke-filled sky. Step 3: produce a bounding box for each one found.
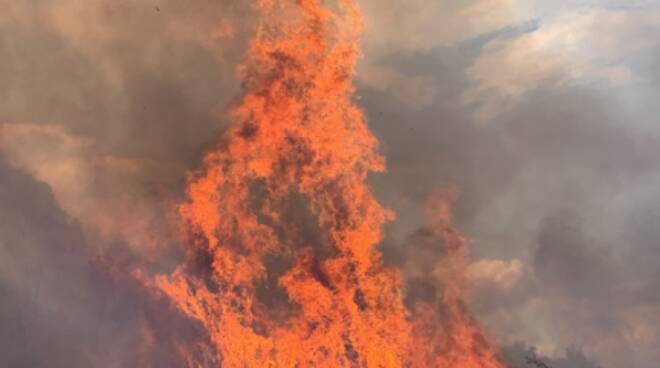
[1,1,659,367]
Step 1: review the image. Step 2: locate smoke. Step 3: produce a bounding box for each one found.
[0,1,255,366]
[0,0,260,261]
[0,0,260,165]
[355,2,660,366]
[2,0,660,367]
[365,61,660,366]
[502,342,602,368]
[0,160,158,366]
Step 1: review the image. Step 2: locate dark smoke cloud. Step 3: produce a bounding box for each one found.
[0,159,134,366]
[0,159,213,367]
[0,2,249,366]
[0,0,258,269]
[503,342,601,368]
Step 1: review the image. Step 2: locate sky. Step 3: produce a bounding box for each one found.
[1,0,660,367]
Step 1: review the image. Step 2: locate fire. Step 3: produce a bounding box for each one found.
[155,0,506,367]
[409,188,505,367]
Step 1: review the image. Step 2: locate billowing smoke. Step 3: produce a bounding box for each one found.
[2,0,660,367]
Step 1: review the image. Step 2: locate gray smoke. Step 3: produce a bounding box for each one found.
[1,1,660,367]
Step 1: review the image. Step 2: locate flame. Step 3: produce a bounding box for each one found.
[409,188,505,367]
[155,1,506,367]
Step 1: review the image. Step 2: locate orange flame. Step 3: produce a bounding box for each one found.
[155,1,506,367]
[410,188,505,367]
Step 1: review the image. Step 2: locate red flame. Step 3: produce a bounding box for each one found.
[154,1,506,366]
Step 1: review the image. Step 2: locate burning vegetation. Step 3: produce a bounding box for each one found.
[148,1,506,366]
